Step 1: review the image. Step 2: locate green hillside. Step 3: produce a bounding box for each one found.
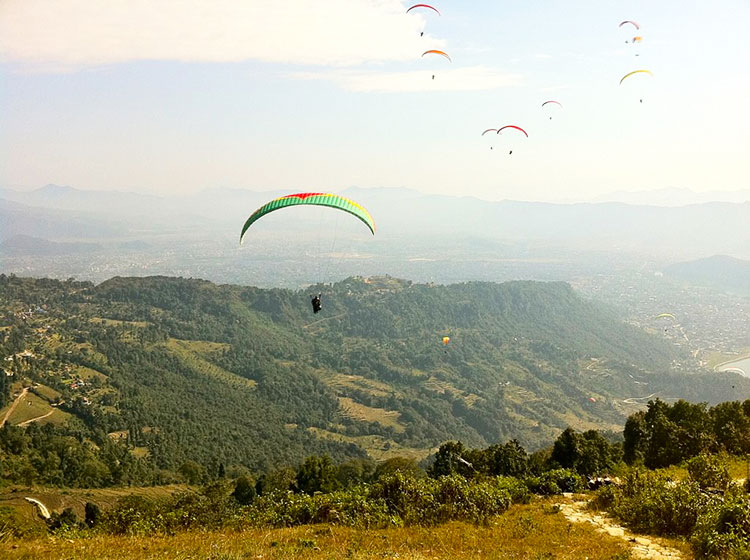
[0,273,744,484]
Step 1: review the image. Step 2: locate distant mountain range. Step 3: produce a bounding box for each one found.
[0,234,101,256]
[665,255,750,296]
[3,184,750,285]
[591,187,750,207]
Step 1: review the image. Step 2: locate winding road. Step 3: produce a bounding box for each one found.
[0,387,29,427]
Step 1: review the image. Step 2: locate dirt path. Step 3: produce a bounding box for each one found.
[303,312,347,329]
[1,387,29,427]
[555,497,684,559]
[18,409,54,426]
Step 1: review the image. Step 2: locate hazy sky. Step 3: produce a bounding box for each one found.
[1,0,749,202]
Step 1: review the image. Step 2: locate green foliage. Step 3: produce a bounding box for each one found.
[692,489,750,559]
[100,484,241,536]
[245,486,392,529]
[296,455,339,495]
[686,453,731,490]
[84,501,101,528]
[0,274,685,486]
[594,467,717,537]
[623,398,750,471]
[550,428,621,476]
[178,460,207,486]
[524,468,583,495]
[0,505,46,540]
[373,457,422,480]
[47,507,79,532]
[232,476,257,505]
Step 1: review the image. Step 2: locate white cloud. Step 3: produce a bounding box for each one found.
[0,0,442,72]
[293,66,522,92]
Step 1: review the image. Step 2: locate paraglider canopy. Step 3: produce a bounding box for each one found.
[240,193,376,243]
[422,49,451,62]
[619,20,640,29]
[442,336,451,345]
[406,3,440,15]
[496,125,529,137]
[655,313,676,321]
[619,69,653,85]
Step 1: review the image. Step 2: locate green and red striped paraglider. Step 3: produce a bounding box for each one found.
[240,192,376,243]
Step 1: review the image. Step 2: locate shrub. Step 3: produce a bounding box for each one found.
[525,469,583,495]
[686,453,730,491]
[594,468,718,537]
[692,489,750,558]
[369,472,436,525]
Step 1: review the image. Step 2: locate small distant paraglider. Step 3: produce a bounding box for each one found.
[619,20,640,32]
[422,49,451,80]
[496,125,528,154]
[620,69,653,103]
[442,335,451,354]
[406,4,440,37]
[655,312,677,333]
[482,128,497,150]
[588,397,597,403]
[542,100,562,120]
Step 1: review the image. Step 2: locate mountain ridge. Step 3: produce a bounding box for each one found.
[1,273,744,474]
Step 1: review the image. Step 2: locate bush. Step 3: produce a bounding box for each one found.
[525,469,583,495]
[369,472,436,525]
[244,488,392,529]
[692,488,750,558]
[594,468,718,537]
[686,453,730,491]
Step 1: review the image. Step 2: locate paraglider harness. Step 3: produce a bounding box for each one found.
[311,293,322,314]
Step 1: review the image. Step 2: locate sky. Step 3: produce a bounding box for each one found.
[1,0,749,202]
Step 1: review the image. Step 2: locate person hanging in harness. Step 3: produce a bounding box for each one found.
[311,293,322,314]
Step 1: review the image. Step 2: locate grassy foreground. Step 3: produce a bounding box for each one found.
[2,501,682,560]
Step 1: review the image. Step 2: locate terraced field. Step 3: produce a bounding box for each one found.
[337,397,406,433]
[164,338,256,389]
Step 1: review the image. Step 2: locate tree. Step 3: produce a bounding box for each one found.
[232,476,256,505]
[84,502,101,528]
[551,428,579,470]
[179,460,207,485]
[374,457,423,481]
[623,411,646,464]
[428,442,473,478]
[296,455,338,495]
[488,440,529,477]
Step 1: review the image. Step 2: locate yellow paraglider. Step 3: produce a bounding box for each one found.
[619,69,653,85]
[442,336,451,345]
[654,313,676,321]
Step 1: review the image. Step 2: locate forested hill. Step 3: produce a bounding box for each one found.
[0,274,743,482]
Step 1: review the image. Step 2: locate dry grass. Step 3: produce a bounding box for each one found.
[337,397,405,433]
[1,501,648,559]
[306,427,432,462]
[72,365,108,381]
[6,391,69,427]
[322,372,395,398]
[0,485,190,523]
